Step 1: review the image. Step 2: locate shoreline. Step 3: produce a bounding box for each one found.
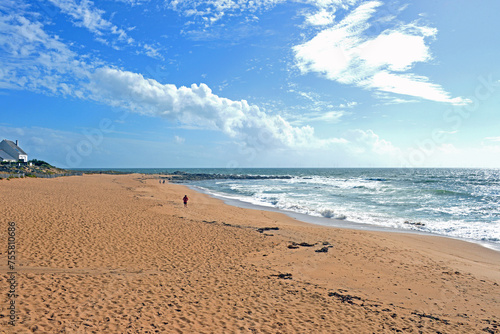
[181,179,500,277]
[189,183,500,253]
[1,174,499,333]
[73,168,500,252]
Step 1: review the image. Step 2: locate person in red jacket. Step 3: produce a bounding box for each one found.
[183,195,188,207]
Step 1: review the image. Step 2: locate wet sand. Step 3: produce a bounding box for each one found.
[1,174,499,333]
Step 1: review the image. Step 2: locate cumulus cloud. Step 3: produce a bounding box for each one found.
[87,67,321,148]
[293,0,469,105]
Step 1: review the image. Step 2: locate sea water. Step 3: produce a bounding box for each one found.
[78,168,500,250]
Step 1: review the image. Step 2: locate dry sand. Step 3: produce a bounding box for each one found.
[1,174,499,333]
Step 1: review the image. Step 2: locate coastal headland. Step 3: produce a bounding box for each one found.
[1,174,499,333]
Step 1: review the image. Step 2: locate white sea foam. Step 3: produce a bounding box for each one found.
[320,209,336,218]
[187,168,500,249]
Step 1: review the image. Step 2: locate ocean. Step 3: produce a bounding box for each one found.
[79,168,500,251]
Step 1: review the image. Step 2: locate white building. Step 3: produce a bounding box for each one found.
[0,139,28,162]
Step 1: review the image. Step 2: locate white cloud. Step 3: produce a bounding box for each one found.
[365,71,469,105]
[46,0,163,58]
[0,10,325,151]
[167,0,286,30]
[0,4,413,165]
[357,31,432,71]
[436,130,458,135]
[345,129,400,155]
[174,135,185,144]
[168,0,285,16]
[339,101,358,108]
[87,67,321,149]
[285,88,357,124]
[0,12,91,94]
[294,1,381,84]
[47,0,124,37]
[305,8,336,26]
[115,0,150,6]
[303,0,359,11]
[139,42,164,59]
[305,110,344,122]
[84,67,399,160]
[293,1,469,105]
[288,110,344,124]
[484,136,500,143]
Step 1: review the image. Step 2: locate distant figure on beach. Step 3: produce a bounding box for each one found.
[159,179,161,184]
[183,195,188,207]
[163,180,165,184]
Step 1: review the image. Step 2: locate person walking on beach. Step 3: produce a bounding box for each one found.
[183,195,188,207]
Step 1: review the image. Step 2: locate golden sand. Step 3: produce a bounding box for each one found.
[1,174,499,333]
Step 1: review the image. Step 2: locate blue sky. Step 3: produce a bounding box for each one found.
[1,0,500,168]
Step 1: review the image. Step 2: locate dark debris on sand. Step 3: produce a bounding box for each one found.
[257,227,280,233]
[270,273,293,280]
[328,291,363,304]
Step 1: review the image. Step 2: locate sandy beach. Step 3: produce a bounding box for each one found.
[1,174,499,333]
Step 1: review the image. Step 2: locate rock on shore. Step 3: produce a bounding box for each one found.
[164,171,292,182]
